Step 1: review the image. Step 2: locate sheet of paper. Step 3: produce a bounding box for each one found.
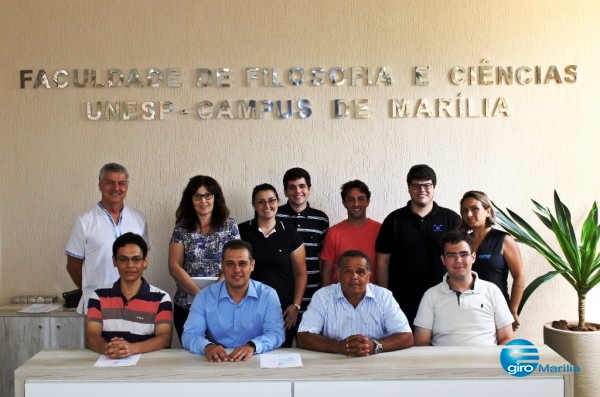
[259,353,303,368]
[94,354,142,367]
[18,304,61,313]
[187,276,219,304]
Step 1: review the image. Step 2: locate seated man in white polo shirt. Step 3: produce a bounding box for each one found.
[414,230,514,346]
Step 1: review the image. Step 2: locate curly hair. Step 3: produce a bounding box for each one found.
[175,175,230,232]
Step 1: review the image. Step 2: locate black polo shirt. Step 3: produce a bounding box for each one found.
[375,201,460,326]
[238,219,303,309]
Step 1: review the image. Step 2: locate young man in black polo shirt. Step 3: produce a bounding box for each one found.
[375,164,460,328]
[276,168,329,314]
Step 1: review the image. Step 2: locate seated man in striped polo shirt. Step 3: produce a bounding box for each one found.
[297,250,413,356]
[86,232,173,359]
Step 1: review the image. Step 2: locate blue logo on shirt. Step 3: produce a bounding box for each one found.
[432,224,443,232]
[478,254,492,259]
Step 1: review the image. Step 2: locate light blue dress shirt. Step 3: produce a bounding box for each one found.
[298,283,411,340]
[182,279,285,355]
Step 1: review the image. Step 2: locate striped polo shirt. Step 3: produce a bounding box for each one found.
[277,202,329,310]
[87,278,173,343]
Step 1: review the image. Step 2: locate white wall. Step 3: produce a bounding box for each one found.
[1,0,599,344]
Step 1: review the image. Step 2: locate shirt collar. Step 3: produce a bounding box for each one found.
[249,218,286,231]
[111,277,151,300]
[282,201,312,215]
[406,200,440,218]
[441,271,480,294]
[333,283,375,304]
[218,279,258,302]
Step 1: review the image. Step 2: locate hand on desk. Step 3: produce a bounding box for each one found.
[342,334,373,357]
[204,344,254,362]
[104,337,132,359]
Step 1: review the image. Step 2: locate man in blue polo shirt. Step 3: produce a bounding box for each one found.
[182,240,284,361]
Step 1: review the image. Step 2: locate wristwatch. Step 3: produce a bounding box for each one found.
[371,339,383,354]
[293,303,301,310]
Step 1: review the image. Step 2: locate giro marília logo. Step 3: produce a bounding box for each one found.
[500,339,540,377]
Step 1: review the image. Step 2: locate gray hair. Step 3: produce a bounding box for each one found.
[98,163,129,182]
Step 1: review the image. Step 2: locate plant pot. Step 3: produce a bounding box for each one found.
[544,322,600,397]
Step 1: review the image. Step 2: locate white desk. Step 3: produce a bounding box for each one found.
[15,346,573,397]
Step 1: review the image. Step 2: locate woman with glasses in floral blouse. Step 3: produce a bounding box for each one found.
[168,175,240,342]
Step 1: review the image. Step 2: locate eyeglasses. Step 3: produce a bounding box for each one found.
[410,183,434,191]
[253,197,278,207]
[193,192,214,201]
[115,256,145,265]
[443,251,472,260]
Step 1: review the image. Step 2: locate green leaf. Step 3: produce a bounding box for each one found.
[554,191,578,246]
[518,270,564,315]
[493,193,600,324]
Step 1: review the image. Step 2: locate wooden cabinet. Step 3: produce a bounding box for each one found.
[0,307,84,397]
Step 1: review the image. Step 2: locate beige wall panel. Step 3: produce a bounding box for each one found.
[1,0,599,344]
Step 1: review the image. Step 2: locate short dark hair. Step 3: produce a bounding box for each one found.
[222,239,254,261]
[337,250,371,272]
[112,232,148,257]
[340,179,371,200]
[99,163,129,182]
[441,230,474,253]
[251,183,279,202]
[282,167,311,189]
[175,175,231,232]
[406,164,437,187]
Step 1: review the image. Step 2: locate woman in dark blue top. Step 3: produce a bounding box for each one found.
[459,191,525,331]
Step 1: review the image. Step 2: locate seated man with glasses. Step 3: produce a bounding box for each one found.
[86,232,173,358]
[413,230,514,346]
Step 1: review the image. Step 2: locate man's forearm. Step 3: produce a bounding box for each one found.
[66,256,84,289]
[296,332,343,354]
[380,332,414,352]
[376,253,390,288]
[86,333,107,354]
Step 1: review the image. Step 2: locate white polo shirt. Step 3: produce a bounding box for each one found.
[413,272,513,346]
[66,203,147,313]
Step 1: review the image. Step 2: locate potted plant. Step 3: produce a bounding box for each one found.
[493,190,600,397]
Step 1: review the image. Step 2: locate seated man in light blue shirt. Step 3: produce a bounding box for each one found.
[182,239,284,361]
[297,250,413,356]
